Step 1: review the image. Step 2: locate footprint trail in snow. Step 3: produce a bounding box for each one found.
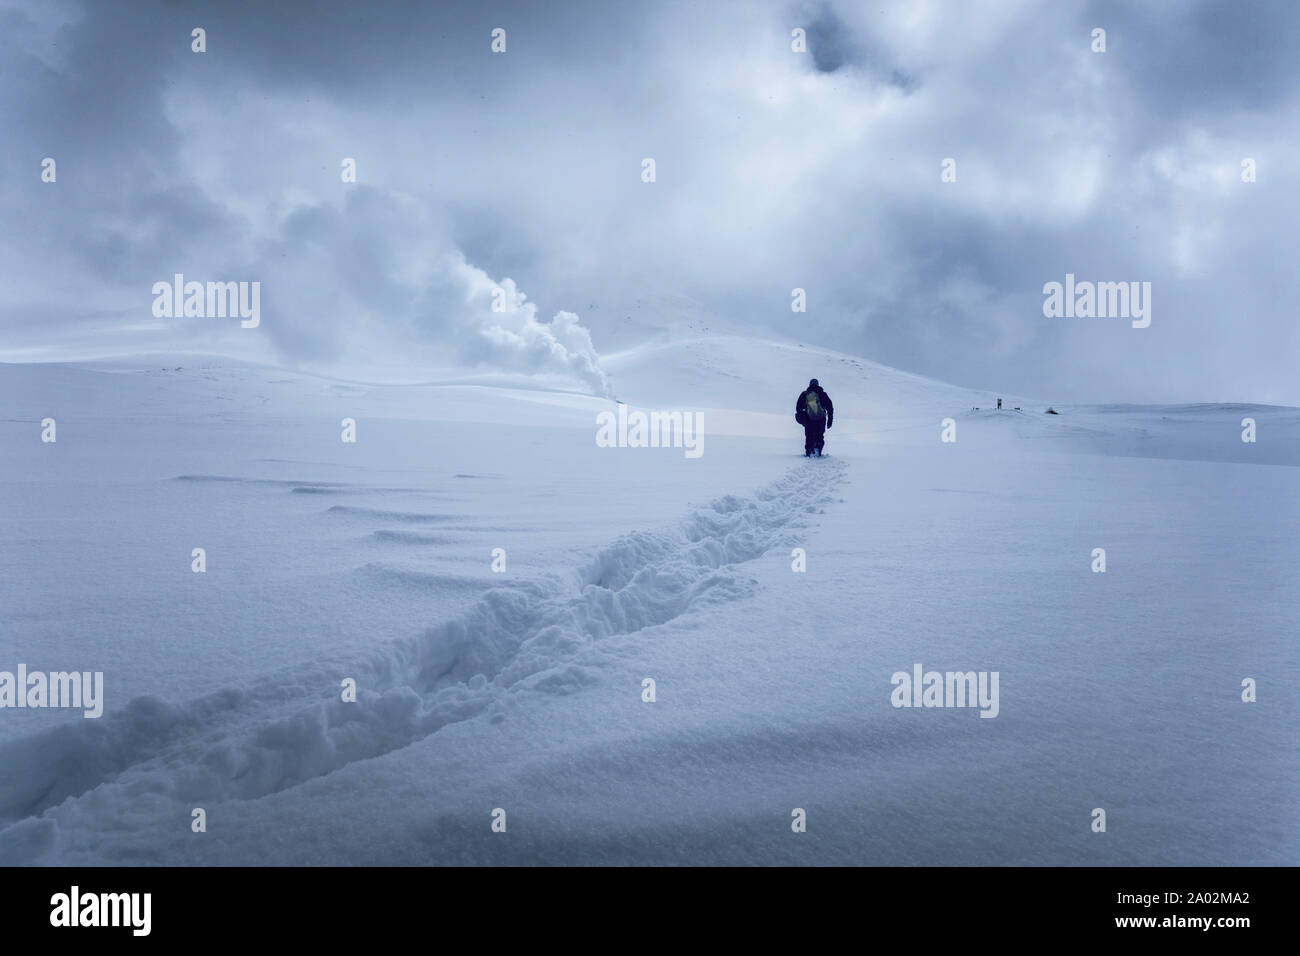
[0,459,846,856]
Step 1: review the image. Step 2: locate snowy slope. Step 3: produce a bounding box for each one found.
[0,337,1296,865]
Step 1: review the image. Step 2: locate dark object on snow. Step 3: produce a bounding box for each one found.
[796,379,833,455]
[997,398,1002,409]
[1046,407,1059,415]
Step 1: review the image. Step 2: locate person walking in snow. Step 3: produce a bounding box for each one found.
[795,378,833,457]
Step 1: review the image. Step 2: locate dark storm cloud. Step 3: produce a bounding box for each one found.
[2,0,1298,402]
[802,2,862,73]
[1093,0,1300,115]
[796,1,915,90]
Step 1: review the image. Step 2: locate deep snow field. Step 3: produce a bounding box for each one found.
[1,336,1297,865]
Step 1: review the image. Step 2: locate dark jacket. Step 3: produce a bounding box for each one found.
[795,385,833,429]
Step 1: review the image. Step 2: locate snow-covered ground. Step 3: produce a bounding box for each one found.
[1,336,1296,865]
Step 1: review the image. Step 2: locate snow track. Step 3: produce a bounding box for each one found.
[0,459,845,857]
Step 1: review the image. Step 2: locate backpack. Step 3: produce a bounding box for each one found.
[796,390,824,426]
[805,392,825,424]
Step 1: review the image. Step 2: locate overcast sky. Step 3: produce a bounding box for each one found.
[2,0,1297,403]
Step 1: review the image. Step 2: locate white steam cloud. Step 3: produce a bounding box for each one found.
[425,254,611,397]
[245,188,610,395]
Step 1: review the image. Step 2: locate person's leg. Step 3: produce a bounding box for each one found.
[803,426,814,456]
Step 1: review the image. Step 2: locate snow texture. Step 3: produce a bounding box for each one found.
[1,335,1296,865]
